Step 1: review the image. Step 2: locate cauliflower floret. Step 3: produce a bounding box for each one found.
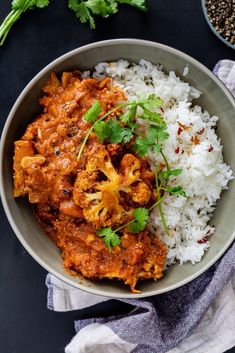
[73,143,152,228]
[131,182,151,204]
[119,154,141,186]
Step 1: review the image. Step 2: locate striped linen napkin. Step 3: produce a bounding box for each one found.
[46,60,235,353]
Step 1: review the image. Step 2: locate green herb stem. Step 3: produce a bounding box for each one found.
[160,149,170,185]
[148,195,166,212]
[156,133,170,185]
[0,10,15,29]
[77,125,94,160]
[0,0,50,46]
[115,219,135,233]
[0,10,22,46]
[155,170,170,236]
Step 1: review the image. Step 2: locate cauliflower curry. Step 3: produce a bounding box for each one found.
[13,71,166,292]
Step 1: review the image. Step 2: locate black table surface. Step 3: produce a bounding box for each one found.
[0,1,234,352]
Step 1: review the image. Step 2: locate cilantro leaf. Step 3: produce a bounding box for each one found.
[94,119,133,144]
[136,94,163,109]
[93,120,111,142]
[132,94,165,125]
[67,0,79,10]
[147,126,169,142]
[128,121,138,131]
[68,0,95,28]
[103,0,119,14]
[83,100,102,123]
[134,126,169,157]
[35,0,49,8]
[169,169,183,176]
[129,207,149,233]
[133,136,152,157]
[140,107,165,125]
[12,0,49,11]
[120,95,164,126]
[12,0,26,10]
[86,0,118,16]
[159,168,183,180]
[108,120,133,143]
[120,105,137,125]
[97,227,121,250]
[166,186,187,197]
[117,0,147,11]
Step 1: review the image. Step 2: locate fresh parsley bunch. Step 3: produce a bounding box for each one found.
[68,0,147,29]
[0,0,50,46]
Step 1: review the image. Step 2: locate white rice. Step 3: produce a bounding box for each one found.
[89,59,233,266]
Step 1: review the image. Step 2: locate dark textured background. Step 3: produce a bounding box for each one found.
[0,1,234,352]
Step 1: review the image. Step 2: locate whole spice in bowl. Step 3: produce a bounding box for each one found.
[202,0,235,48]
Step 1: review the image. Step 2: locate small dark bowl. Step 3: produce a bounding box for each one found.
[201,0,235,50]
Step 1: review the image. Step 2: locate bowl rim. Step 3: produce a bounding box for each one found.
[0,38,235,298]
[201,0,235,50]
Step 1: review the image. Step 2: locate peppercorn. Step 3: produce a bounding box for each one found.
[205,0,235,46]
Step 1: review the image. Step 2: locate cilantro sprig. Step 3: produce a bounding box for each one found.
[97,199,164,251]
[81,94,187,250]
[0,0,50,46]
[77,94,165,160]
[68,0,147,29]
[134,118,186,235]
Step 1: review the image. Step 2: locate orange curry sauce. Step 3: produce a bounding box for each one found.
[13,71,166,292]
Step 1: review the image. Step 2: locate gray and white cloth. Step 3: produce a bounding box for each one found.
[46,60,235,353]
[214,60,235,96]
